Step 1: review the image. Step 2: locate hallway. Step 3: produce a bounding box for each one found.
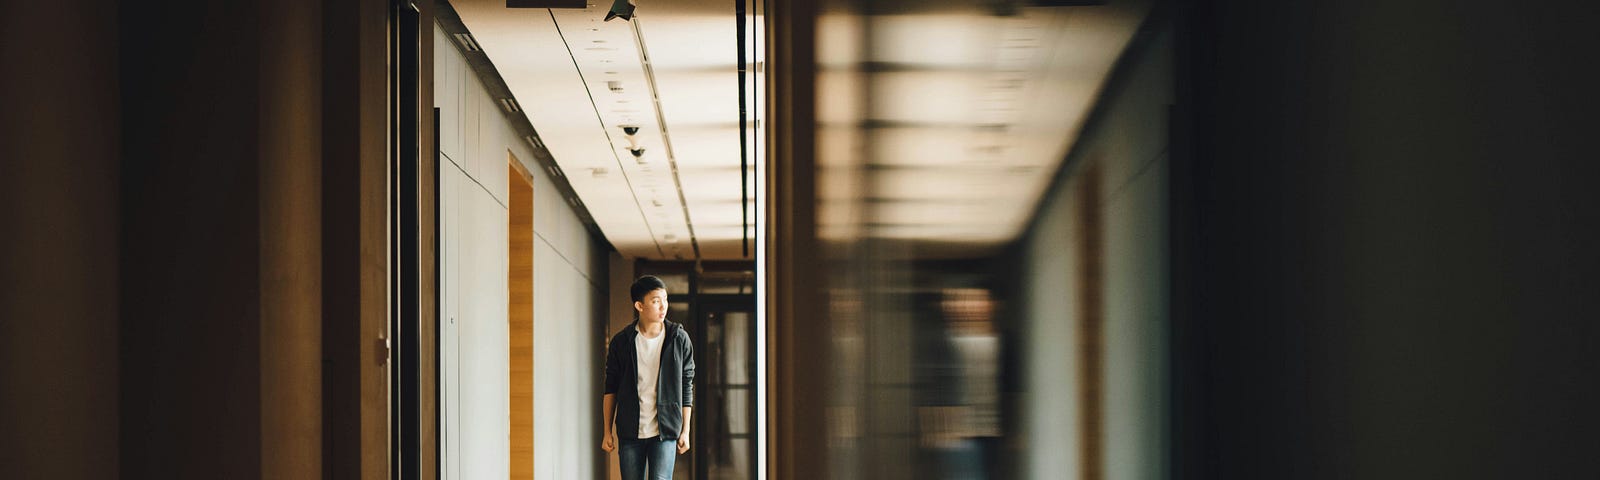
[3,0,1599,479]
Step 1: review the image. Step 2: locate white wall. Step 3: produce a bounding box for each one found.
[443,159,510,480]
[1098,30,1172,480]
[1021,179,1083,479]
[438,22,609,480]
[1018,26,1172,480]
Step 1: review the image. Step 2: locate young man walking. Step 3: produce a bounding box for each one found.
[602,275,695,480]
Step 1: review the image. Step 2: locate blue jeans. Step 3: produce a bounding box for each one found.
[618,435,677,480]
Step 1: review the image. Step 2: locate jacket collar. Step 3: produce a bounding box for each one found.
[628,319,677,338]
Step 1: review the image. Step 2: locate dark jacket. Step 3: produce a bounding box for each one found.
[604,320,695,440]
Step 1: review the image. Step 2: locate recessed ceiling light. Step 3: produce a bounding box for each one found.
[498,98,521,114]
[452,33,481,52]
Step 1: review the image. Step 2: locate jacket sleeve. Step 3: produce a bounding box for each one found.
[604,336,620,395]
[681,333,695,407]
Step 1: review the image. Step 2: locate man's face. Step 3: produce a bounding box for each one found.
[636,288,668,322]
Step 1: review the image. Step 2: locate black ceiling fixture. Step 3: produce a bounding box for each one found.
[737,0,751,258]
[605,0,637,21]
[506,0,587,8]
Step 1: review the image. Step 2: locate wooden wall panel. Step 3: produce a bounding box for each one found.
[509,158,536,480]
[1076,162,1105,480]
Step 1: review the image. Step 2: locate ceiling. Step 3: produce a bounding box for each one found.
[452,0,761,260]
[450,0,1147,260]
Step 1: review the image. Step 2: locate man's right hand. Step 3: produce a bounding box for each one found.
[601,430,617,453]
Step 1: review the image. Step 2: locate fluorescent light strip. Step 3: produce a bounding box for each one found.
[631,18,701,259]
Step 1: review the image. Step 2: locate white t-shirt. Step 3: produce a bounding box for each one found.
[634,326,666,438]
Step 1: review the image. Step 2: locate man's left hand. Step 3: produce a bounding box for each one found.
[677,435,690,454]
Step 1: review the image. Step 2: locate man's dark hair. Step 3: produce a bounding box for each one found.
[630,275,668,302]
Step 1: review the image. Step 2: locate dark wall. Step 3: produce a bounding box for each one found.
[1175,0,1600,478]
[2,0,408,478]
[0,0,121,478]
[119,1,265,477]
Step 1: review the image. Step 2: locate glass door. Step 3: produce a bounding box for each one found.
[693,297,756,480]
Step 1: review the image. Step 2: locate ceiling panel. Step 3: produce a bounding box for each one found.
[456,0,759,260]
[651,71,740,126]
[634,0,757,260]
[666,127,743,169]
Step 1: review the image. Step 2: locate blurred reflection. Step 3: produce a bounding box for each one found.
[813,0,1159,479]
[916,288,1001,479]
